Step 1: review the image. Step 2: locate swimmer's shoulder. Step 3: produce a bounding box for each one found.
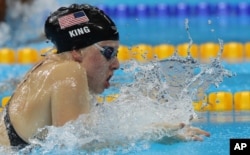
[49,61,87,81]
[55,60,83,70]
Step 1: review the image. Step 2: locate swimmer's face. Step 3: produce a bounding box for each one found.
[81,40,120,94]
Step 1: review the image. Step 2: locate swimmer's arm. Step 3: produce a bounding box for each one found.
[50,62,90,126]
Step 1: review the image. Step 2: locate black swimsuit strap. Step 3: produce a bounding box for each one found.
[4,103,29,149]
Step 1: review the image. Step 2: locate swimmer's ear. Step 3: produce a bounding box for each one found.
[71,50,83,62]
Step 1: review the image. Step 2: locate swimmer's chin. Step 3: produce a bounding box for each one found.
[89,87,106,95]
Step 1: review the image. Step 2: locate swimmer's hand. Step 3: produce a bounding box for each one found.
[151,123,210,144]
[176,124,210,142]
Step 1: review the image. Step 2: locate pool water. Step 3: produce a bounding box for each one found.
[144,121,250,155]
[13,112,249,155]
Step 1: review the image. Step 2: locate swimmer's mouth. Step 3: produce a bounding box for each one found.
[105,75,112,88]
[107,75,112,81]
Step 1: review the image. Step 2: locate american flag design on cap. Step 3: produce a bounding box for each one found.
[58,11,89,29]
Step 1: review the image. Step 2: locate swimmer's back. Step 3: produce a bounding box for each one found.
[8,58,90,142]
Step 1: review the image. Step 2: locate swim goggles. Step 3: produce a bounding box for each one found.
[94,43,118,60]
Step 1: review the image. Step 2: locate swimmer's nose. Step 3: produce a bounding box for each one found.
[110,57,120,70]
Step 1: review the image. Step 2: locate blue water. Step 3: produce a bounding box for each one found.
[141,121,250,155]
[114,16,250,46]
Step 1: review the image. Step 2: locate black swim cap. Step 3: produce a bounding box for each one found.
[45,4,119,53]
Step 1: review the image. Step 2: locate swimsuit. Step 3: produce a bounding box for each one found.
[4,103,29,149]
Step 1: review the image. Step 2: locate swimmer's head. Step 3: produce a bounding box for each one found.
[44,4,119,53]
